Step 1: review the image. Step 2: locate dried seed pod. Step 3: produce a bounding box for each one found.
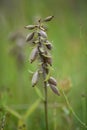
[26,32,34,42]
[44,16,54,22]
[24,25,37,30]
[48,77,57,86]
[49,84,60,96]
[39,46,45,54]
[32,70,39,87]
[30,47,38,63]
[38,30,47,38]
[45,41,52,50]
[46,56,52,66]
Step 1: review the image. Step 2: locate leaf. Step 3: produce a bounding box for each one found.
[43,16,54,22]
[28,70,34,74]
[18,119,26,130]
[26,32,34,42]
[47,64,54,71]
[23,99,41,119]
[49,84,60,96]
[35,87,44,101]
[30,47,38,63]
[32,70,39,87]
[44,71,51,82]
[4,105,21,119]
[48,77,57,86]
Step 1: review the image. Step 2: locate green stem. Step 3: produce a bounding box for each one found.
[81,94,86,130]
[44,82,48,130]
[62,89,87,128]
[38,33,49,130]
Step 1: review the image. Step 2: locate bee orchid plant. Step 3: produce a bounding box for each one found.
[25,16,60,130]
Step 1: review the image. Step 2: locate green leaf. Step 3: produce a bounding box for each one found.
[4,105,21,119]
[44,66,52,82]
[47,63,54,71]
[18,119,27,130]
[23,99,41,119]
[28,70,34,74]
[44,71,51,82]
[35,87,44,101]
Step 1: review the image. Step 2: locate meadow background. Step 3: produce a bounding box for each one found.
[0,0,87,130]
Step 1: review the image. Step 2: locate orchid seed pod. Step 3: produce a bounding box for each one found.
[49,84,60,96]
[48,77,57,86]
[38,30,47,39]
[46,56,52,66]
[32,70,39,87]
[25,16,59,98]
[45,41,52,50]
[25,17,60,130]
[30,47,38,63]
[44,16,54,22]
[26,32,35,42]
[24,25,37,30]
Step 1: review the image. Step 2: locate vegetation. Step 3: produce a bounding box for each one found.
[25,16,59,130]
[0,0,87,130]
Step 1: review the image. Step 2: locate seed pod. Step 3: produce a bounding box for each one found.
[30,47,38,63]
[26,32,34,42]
[32,71,39,87]
[45,41,52,50]
[44,16,54,22]
[42,53,52,66]
[48,77,57,86]
[49,84,60,96]
[39,46,45,54]
[24,25,36,30]
[38,30,47,38]
[46,56,52,66]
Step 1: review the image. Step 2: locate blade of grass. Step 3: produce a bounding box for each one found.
[35,87,45,101]
[4,105,22,119]
[23,99,41,119]
[61,88,87,128]
[81,94,86,130]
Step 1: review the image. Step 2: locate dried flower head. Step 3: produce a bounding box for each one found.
[25,16,60,96]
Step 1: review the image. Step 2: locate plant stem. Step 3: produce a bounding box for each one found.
[81,94,86,130]
[38,36,49,130]
[42,62,49,130]
[44,81,48,130]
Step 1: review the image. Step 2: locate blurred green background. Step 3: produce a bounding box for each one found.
[0,0,87,130]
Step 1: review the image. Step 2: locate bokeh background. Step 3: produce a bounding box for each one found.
[0,0,87,130]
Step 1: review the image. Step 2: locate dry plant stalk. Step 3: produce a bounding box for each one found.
[25,16,60,130]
